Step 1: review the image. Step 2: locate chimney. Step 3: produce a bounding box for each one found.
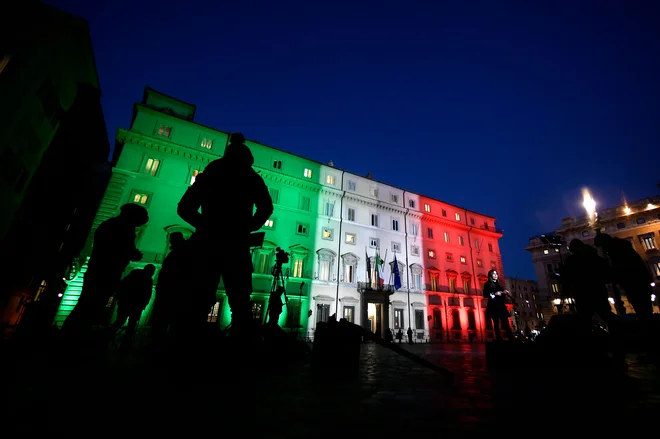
[328,160,334,167]
[366,172,374,179]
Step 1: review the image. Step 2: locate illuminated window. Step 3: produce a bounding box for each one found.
[543,249,549,254]
[190,169,199,185]
[424,204,431,212]
[463,280,470,293]
[264,219,275,229]
[458,236,464,246]
[652,262,660,277]
[201,138,213,149]
[343,306,355,323]
[444,232,450,243]
[428,250,436,258]
[157,126,171,137]
[304,168,313,178]
[131,191,150,206]
[449,278,456,293]
[326,175,335,185]
[207,302,220,322]
[476,259,482,267]
[293,257,304,278]
[430,275,438,291]
[460,256,467,264]
[143,158,160,176]
[322,228,333,240]
[455,213,461,221]
[255,251,272,274]
[318,260,330,281]
[370,187,378,197]
[551,283,559,293]
[345,233,356,244]
[640,233,657,251]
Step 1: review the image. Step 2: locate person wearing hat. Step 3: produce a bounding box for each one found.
[178,133,273,344]
[63,203,149,339]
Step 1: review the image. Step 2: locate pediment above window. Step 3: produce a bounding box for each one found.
[163,224,194,239]
[262,240,277,250]
[409,263,423,274]
[427,266,440,273]
[289,244,309,256]
[342,252,359,264]
[461,271,472,279]
[445,269,458,278]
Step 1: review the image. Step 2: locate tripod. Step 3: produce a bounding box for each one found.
[265,262,289,326]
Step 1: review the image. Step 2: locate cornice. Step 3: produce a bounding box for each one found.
[117,129,218,164]
[259,170,322,194]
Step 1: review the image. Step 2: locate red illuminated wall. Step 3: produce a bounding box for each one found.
[416,195,509,342]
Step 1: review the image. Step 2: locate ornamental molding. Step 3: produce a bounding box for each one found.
[117,129,217,164]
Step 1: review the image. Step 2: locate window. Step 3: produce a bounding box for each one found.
[444,232,450,243]
[208,302,220,322]
[370,187,378,197]
[201,138,213,149]
[304,168,313,178]
[652,262,660,277]
[369,237,379,248]
[442,209,447,217]
[415,310,424,329]
[158,126,172,137]
[394,309,404,329]
[264,219,275,229]
[326,175,335,185]
[347,208,356,221]
[460,256,467,264]
[254,246,274,274]
[371,214,379,227]
[424,204,431,212]
[345,233,356,244]
[640,233,657,251]
[446,253,453,262]
[299,195,311,211]
[252,301,265,322]
[343,306,355,323]
[269,188,279,204]
[411,245,420,256]
[409,199,415,208]
[316,304,330,323]
[455,213,461,221]
[292,256,304,278]
[324,201,334,217]
[410,264,423,290]
[543,249,549,255]
[427,228,434,239]
[130,190,150,206]
[143,158,160,176]
[474,240,480,250]
[428,250,436,258]
[449,278,456,293]
[273,159,282,169]
[488,243,493,252]
[391,194,398,203]
[476,259,482,267]
[617,222,625,229]
[551,283,559,293]
[341,253,358,283]
[582,231,589,237]
[430,274,438,291]
[458,236,464,246]
[411,223,419,236]
[190,169,200,185]
[636,218,646,225]
[296,223,309,236]
[433,309,442,329]
[348,181,356,191]
[392,242,401,253]
[463,280,470,293]
[322,228,333,240]
[318,259,330,281]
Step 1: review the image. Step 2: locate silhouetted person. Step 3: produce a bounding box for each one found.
[108,264,155,349]
[385,328,393,343]
[595,233,653,318]
[407,327,414,345]
[483,269,514,341]
[396,328,403,344]
[63,203,148,339]
[562,239,624,364]
[177,133,273,342]
[151,232,190,344]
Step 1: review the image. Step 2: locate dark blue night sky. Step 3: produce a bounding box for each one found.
[45,0,660,280]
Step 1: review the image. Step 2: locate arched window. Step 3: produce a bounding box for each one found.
[289,245,310,278]
[316,248,337,281]
[409,263,423,290]
[341,252,359,284]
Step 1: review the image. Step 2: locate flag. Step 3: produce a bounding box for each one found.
[375,251,385,289]
[392,254,402,290]
[365,248,372,285]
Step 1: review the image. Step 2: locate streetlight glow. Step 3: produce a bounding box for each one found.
[582,188,597,224]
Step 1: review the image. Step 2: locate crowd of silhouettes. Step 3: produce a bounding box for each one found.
[61,133,274,352]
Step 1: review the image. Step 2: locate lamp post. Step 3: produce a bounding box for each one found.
[582,189,626,315]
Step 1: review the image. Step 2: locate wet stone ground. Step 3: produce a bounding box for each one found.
[2,339,659,435]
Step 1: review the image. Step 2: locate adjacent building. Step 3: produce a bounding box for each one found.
[526,195,660,322]
[0,2,110,331]
[54,87,507,342]
[504,277,545,331]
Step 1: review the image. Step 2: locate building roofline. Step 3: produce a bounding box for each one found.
[142,87,197,119]
[136,87,499,222]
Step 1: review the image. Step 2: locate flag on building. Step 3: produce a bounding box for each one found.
[375,251,385,289]
[365,248,372,285]
[392,254,402,290]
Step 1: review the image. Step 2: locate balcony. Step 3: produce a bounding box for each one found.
[357,282,394,294]
[476,223,504,234]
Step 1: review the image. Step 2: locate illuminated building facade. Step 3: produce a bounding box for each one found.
[504,277,545,331]
[0,2,110,330]
[54,87,507,342]
[526,195,660,322]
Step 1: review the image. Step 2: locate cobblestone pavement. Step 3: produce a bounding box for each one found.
[2,339,659,435]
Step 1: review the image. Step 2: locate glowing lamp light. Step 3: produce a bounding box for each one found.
[608,297,615,304]
[652,282,656,288]
[623,206,631,215]
[648,203,657,210]
[651,294,656,302]
[57,293,63,298]
[582,188,597,224]
[553,298,561,306]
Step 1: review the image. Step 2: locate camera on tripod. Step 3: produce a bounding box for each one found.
[275,247,290,267]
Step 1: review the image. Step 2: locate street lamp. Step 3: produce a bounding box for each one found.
[581,188,626,315]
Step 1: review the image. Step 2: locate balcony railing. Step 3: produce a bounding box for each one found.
[357,282,394,293]
[476,223,504,234]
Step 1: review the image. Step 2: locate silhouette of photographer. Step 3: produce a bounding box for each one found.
[63,203,148,339]
[483,269,514,341]
[178,132,273,342]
